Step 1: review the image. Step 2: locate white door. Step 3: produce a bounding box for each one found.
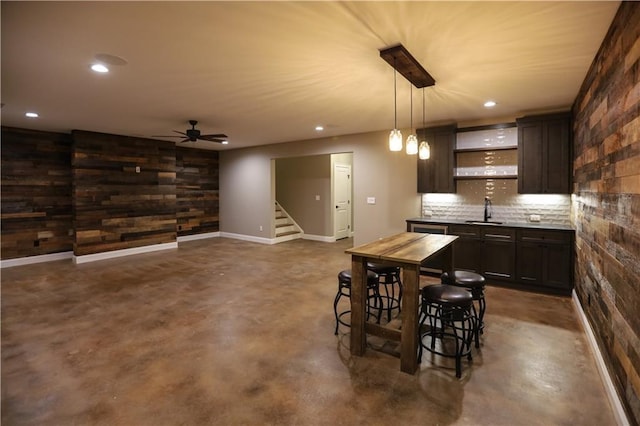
[334,164,351,240]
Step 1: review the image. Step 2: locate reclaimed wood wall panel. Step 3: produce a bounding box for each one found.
[72,131,177,256]
[572,2,640,424]
[1,127,73,259]
[176,147,219,236]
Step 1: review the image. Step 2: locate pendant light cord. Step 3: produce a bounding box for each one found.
[422,88,426,128]
[409,74,413,130]
[393,57,397,128]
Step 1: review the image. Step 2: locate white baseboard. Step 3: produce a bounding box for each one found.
[303,234,336,243]
[1,251,73,268]
[220,232,274,245]
[73,242,178,264]
[177,231,220,242]
[572,290,630,426]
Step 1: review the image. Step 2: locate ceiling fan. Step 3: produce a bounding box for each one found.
[153,120,228,143]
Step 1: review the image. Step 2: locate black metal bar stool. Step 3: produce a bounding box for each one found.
[418,284,475,378]
[367,262,403,322]
[441,270,486,348]
[333,269,382,335]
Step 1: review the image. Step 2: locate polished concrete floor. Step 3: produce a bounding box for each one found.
[2,237,616,425]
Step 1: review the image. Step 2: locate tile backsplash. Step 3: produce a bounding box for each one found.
[421,184,571,226]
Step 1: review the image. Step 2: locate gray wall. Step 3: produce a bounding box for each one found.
[276,155,332,237]
[220,129,420,246]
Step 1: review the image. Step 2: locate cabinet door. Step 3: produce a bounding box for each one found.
[516,241,544,284]
[482,228,516,281]
[417,125,456,193]
[453,237,482,273]
[517,121,543,193]
[544,243,572,290]
[543,118,571,194]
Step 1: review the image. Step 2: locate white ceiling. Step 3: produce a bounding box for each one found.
[1,1,620,150]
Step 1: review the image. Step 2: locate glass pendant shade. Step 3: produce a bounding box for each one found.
[406,134,418,155]
[389,129,403,151]
[418,141,431,160]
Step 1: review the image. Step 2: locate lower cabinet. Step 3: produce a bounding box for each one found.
[406,220,574,295]
[449,225,516,282]
[516,229,573,293]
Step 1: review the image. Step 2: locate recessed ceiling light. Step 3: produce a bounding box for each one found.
[221,141,229,145]
[484,100,497,108]
[90,64,109,73]
[315,126,324,131]
[25,112,39,118]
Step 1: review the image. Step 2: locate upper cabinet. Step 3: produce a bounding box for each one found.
[516,113,572,194]
[417,124,456,193]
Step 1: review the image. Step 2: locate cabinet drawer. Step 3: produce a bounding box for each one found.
[518,229,572,244]
[449,225,480,238]
[482,228,515,241]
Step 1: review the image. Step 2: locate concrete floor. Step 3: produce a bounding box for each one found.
[1,237,616,425]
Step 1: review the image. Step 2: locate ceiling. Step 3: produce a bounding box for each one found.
[1,1,620,151]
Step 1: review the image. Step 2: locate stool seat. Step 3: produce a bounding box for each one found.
[422,284,473,307]
[367,262,398,275]
[441,270,485,288]
[339,269,379,287]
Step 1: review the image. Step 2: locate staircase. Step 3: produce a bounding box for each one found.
[274,202,302,243]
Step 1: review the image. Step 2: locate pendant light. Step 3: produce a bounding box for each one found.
[406,73,418,155]
[389,57,402,152]
[418,88,431,160]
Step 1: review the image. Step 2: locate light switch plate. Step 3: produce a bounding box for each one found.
[529,214,541,222]
[367,197,376,205]
[315,195,320,201]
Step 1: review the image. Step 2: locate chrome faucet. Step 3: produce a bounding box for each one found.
[484,197,492,222]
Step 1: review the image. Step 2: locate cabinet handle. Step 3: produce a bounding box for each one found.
[485,234,512,239]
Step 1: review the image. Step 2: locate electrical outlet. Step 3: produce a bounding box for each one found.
[315,195,320,201]
[423,210,433,217]
[259,225,263,231]
[135,166,140,173]
[529,214,541,222]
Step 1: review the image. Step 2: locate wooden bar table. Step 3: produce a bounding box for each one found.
[345,232,458,374]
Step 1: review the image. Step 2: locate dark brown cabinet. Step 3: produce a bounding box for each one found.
[448,224,481,272]
[448,225,515,282]
[481,228,516,282]
[516,229,573,293]
[407,219,574,295]
[417,125,456,193]
[517,113,571,194]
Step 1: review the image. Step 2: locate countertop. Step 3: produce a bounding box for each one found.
[406,217,574,232]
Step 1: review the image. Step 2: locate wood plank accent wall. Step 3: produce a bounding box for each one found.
[72,131,177,256]
[572,2,640,424]
[176,147,219,236]
[1,127,73,259]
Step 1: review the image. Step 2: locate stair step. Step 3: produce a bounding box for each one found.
[276,230,301,237]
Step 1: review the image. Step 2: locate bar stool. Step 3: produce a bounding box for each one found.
[418,284,475,378]
[441,270,486,348]
[367,262,403,322]
[333,269,382,335]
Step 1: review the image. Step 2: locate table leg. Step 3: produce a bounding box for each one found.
[350,255,367,356]
[400,263,420,374]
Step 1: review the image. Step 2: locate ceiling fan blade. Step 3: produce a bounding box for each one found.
[152,135,182,138]
[173,130,188,136]
[200,133,228,138]
[179,138,191,143]
[198,136,226,143]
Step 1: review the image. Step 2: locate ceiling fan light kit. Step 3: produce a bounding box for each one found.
[380,44,435,157]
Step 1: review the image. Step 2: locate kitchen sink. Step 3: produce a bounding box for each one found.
[464,220,503,225]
